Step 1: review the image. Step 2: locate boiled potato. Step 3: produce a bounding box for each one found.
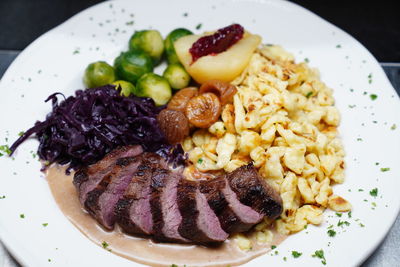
[174,32,261,84]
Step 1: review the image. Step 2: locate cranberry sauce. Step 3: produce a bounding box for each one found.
[189,24,244,63]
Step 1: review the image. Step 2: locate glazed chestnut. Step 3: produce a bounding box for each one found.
[185,92,221,128]
[199,80,237,105]
[167,87,199,113]
[157,109,190,144]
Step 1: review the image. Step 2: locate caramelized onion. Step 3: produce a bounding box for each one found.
[199,80,237,105]
[185,93,221,128]
[167,87,199,113]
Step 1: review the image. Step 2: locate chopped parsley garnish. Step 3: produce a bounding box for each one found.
[283,256,287,261]
[380,167,390,172]
[305,91,313,98]
[327,229,336,237]
[348,104,356,108]
[0,145,11,156]
[358,189,364,192]
[171,265,178,267]
[0,195,5,199]
[196,23,203,30]
[42,223,48,227]
[375,162,380,165]
[183,12,188,17]
[356,137,363,141]
[369,94,378,100]
[18,131,25,136]
[369,188,378,197]
[391,124,397,130]
[125,21,134,26]
[335,212,342,217]
[20,214,25,219]
[348,211,352,218]
[336,44,341,48]
[197,158,203,164]
[337,220,350,227]
[48,259,51,262]
[359,223,365,227]
[304,58,310,63]
[101,241,112,251]
[292,251,302,258]
[350,88,354,92]
[271,245,277,249]
[72,49,80,55]
[312,249,327,265]
[368,73,373,83]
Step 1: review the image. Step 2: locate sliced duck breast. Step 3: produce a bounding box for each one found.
[151,171,188,243]
[226,164,283,219]
[178,179,228,244]
[115,153,165,235]
[74,145,142,206]
[200,176,263,233]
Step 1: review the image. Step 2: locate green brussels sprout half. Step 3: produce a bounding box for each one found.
[112,80,135,97]
[134,73,172,106]
[83,61,116,88]
[114,50,153,84]
[163,63,191,90]
[129,30,164,65]
[164,28,193,64]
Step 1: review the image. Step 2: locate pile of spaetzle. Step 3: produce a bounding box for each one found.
[182,44,351,247]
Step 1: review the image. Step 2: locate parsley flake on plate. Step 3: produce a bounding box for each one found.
[327,229,336,237]
[292,251,302,258]
[369,188,378,197]
[369,94,378,100]
[312,249,327,265]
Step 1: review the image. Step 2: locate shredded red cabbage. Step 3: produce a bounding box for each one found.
[10,85,185,173]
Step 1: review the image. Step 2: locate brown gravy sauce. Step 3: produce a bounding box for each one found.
[46,164,287,266]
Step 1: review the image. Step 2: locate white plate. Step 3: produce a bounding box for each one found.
[0,0,399,266]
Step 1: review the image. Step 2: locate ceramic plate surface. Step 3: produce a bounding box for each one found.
[0,0,399,266]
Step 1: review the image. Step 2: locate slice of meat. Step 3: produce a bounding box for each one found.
[178,179,228,244]
[94,157,142,229]
[226,164,283,219]
[115,153,165,235]
[199,177,263,233]
[74,145,143,206]
[150,168,169,241]
[151,171,188,243]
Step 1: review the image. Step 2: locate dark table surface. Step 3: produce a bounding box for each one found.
[0,1,399,266]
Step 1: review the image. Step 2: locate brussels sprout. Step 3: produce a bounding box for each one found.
[134,73,172,106]
[83,61,116,88]
[129,30,164,65]
[112,80,135,97]
[163,63,191,90]
[114,50,153,84]
[164,28,193,64]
